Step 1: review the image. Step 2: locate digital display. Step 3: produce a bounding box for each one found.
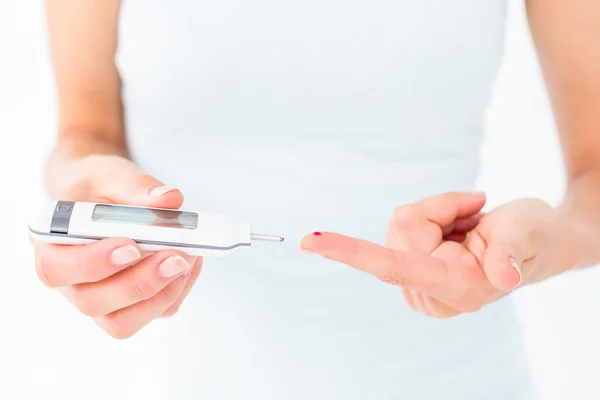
[92,204,198,229]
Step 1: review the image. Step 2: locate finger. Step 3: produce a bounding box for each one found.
[422,296,462,318]
[301,232,449,294]
[417,191,487,227]
[402,288,418,310]
[34,238,142,287]
[482,237,524,292]
[94,274,188,339]
[441,212,485,237]
[405,288,460,318]
[62,251,196,317]
[161,257,203,317]
[410,291,431,316]
[91,156,184,209]
[388,192,486,253]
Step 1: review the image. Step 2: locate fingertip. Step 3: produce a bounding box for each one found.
[147,186,185,209]
[472,191,486,200]
[495,265,521,291]
[154,249,197,269]
[508,256,523,287]
[156,252,195,279]
[38,237,143,286]
[108,241,142,266]
[76,237,141,267]
[300,232,319,252]
[417,191,487,228]
[149,186,178,197]
[300,231,334,253]
[92,237,139,251]
[485,255,522,292]
[468,191,487,209]
[186,255,200,268]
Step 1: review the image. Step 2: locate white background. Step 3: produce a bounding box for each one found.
[1,1,600,399]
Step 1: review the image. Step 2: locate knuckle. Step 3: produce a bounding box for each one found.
[128,281,158,302]
[381,274,405,286]
[380,252,407,286]
[381,272,406,287]
[79,257,103,282]
[392,205,419,224]
[390,206,422,238]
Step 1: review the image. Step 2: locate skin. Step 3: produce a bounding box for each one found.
[32,0,600,337]
[302,0,600,317]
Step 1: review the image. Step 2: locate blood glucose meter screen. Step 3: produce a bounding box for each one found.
[92,204,199,229]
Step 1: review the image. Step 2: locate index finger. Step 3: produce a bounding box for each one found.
[301,232,449,294]
[415,191,486,227]
[32,237,142,287]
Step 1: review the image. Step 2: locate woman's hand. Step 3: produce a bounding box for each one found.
[301,192,600,318]
[31,152,202,338]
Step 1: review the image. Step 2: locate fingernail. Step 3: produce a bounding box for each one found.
[149,186,177,197]
[301,249,314,254]
[159,255,191,278]
[184,257,198,275]
[508,256,522,285]
[110,245,141,265]
[472,191,486,197]
[312,232,322,236]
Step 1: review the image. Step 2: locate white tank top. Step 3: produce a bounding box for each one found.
[116,1,534,398]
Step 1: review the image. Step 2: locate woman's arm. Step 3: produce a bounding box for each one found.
[298,1,600,317]
[527,0,600,239]
[35,1,200,339]
[46,0,126,158]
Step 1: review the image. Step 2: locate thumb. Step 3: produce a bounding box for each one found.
[482,235,524,291]
[91,156,184,209]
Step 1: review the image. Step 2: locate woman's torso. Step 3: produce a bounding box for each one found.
[114,1,534,399]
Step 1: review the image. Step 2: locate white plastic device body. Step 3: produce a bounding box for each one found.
[27,200,264,257]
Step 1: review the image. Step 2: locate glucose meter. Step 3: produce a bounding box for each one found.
[28,200,284,257]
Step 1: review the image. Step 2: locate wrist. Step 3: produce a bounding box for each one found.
[54,130,129,160]
[560,214,600,270]
[557,192,600,270]
[45,131,129,198]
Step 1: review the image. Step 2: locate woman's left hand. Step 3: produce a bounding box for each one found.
[301,192,599,318]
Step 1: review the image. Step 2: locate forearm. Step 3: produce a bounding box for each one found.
[46,0,125,160]
[527,0,600,269]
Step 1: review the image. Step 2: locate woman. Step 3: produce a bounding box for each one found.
[33,0,600,398]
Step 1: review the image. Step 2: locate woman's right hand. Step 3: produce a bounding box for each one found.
[31,152,202,339]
